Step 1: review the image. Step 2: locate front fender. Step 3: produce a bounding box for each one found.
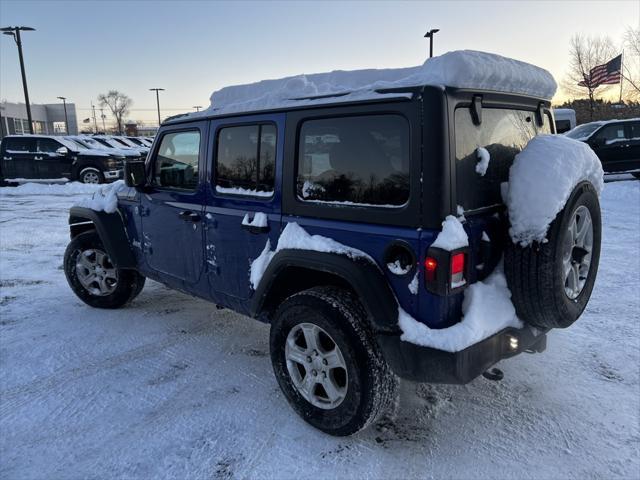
[250,250,400,333]
[69,206,136,269]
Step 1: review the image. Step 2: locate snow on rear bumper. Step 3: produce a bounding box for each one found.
[377,325,548,384]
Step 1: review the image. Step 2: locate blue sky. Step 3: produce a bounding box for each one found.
[0,0,637,125]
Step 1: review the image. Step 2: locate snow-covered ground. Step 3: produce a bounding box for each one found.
[1,178,638,479]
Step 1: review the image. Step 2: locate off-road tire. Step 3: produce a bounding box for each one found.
[79,167,105,184]
[64,230,145,309]
[270,286,398,436]
[505,181,601,329]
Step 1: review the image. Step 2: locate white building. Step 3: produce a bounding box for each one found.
[0,101,79,138]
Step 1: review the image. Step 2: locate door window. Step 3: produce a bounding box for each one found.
[594,124,627,145]
[628,122,640,140]
[153,130,201,190]
[37,138,64,153]
[215,124,276,197]
[3,137,36,153]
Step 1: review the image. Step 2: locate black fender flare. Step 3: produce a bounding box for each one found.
[249,249,401,334]
[68,206,136,269]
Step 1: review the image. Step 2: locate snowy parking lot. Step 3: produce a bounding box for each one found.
[0,178,638,479]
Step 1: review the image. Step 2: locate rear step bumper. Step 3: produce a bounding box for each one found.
[377,326,548,384]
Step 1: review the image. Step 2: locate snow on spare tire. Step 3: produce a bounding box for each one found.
[504,134,604,329]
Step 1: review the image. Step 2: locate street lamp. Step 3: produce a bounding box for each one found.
[1,26,35,134]
[193,105,202,112]
[57,96,69,134]
[424,28,440,58]
[149,88,165,126]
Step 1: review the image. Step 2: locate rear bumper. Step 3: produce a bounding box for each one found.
[377,326,548,384]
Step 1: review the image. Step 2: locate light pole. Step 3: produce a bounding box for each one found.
[193,105,202,112]
[57,96,69,134]
[424,28,440,58]
[149,88,165,126]
[1,26,35,134]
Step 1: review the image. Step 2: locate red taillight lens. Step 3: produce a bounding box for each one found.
[425,257,438,281]
[451,253,465,274]
[451,253,466,288]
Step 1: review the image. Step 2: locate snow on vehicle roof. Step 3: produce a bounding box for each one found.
[189,50,557,118]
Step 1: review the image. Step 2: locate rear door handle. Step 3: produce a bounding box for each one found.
[178,210,201,222]
[34,156,43,160]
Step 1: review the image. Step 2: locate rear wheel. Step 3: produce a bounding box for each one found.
[505,181,601,329]
[64,230,145,308]
[270,286,398,436]
[79,167,104,184]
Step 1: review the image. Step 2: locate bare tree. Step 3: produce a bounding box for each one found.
[97,90,133,134]
[622,27,640,101]
[562,34,617,119]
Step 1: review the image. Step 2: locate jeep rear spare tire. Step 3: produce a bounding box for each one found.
[505,181,601,329]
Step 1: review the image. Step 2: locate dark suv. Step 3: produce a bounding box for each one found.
[1,135,124,184]
[63,59,602,436]
[565,118,640,175]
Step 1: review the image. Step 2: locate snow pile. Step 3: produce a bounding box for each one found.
[506,134,604,246]
[408,272,419,295]
[387,260,412,275]
[475,147,490,176]
[399,262,522,352]
[216,186,273,197]
[197,50,556,116]
[0,182,102,196]
[241,212,268,227]
[74,180,127,214]
[430,215,469,250]
[250,222,374,289]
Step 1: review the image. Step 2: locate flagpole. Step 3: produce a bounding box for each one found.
[619,50,624,104]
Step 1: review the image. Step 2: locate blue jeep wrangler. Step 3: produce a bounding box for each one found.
[63,55,601,436]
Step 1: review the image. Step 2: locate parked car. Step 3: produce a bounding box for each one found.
[110,136,150,156]
[93,135,148,158]
[565,118,640,176]
[68,136,143,161]
[63,52,602,436]
[0,135,123,184]
[553,108,576,133]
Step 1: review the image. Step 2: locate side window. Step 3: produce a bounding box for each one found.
[594,124,627,144]
[4,137,36,153]
[296,115,410,207]
[37,138,63,153]
[627,122,640,140]
[215,124,276,196]
[153,130,201,190]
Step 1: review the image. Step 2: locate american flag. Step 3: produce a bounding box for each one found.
[578,54,622,88]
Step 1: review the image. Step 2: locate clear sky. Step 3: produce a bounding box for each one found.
[1,0,637,126]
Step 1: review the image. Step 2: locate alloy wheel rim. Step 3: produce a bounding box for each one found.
[83,172,100,184]
[75,248,118,296]
[285,322,348,410]
[562,205,593,300]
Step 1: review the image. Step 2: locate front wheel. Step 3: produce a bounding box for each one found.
[64,230,145,308]
[79,167,105,184]
[270,286,398,436]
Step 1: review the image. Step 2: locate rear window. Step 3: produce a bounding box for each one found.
[455,108,551,212]
[296,115,410,207]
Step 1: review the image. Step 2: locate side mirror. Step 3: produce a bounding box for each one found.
[124,160,147,188]
[56,146,69,156]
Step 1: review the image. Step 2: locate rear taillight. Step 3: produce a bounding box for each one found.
[424,247,469,295]
[451,252,466,288]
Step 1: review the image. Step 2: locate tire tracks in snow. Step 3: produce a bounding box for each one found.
[0,318,212,419]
